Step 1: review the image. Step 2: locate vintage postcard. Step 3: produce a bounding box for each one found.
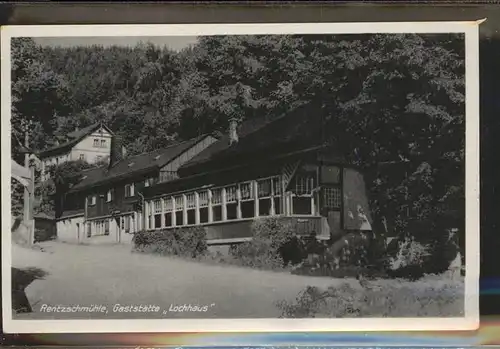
[1,21,480,333]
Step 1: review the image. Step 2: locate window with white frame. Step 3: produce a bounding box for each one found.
[174,196,184,226]
[225,185,238,220]
[125,183,135,197]
[147,201,153,230]
[186,193,196,225]
[144,178,154,187]
[164,197,173,227]
[79,154,85,161]
[258,178,272,216]
[272,177,283,215]
[106,189,113,202]
[211,189,222,222]
[154,199,162,228]
[100,139,106,148]
[93,139,99,147]
[239,182,255,218]
[292,173,316,215]
[199,191,209,223]
[89,195,96,206]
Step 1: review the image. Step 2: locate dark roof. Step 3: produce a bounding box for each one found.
[38,122,113,159]
[179,103,328,177]
[34,212,55,220]
[58,209,84,220]
[144,147,319,198]
[68,135,212,192]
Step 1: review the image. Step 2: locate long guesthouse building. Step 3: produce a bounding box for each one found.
[141,105,374,250]
[56,105,373,247]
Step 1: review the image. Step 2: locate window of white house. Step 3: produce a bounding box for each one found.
[161,197,172,227]
[106,189,113,202]
[199,191,209,223]
[225,185,238,220]
[89,195,96,206]
[186,193,196,225]
[174,196,184,226]
[258,178,272,216]
[100,139,106,148]
[96,155,103,162]
[211,189,222,222]
[125,183,135,197]
[93,139,99,147]
[144,178,155,187]
[239,182,255,218]
[79,154,85,161]
[105,220,110,235]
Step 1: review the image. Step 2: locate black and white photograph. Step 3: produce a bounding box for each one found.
[2,22,479,333]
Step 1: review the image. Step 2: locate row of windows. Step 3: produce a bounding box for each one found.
[86,215,137,237]
[87,219,110,237]
[145,175,340,230]
[93,138,107,148]
[87,183,135,206]
[78,154,104,162]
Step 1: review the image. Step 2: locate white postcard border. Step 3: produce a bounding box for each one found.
[1,21,481,334]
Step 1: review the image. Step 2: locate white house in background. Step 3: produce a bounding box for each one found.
[37,122,116,181]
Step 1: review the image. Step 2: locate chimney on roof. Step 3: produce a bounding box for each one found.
[228,117,239,146]
[108,135,126,169]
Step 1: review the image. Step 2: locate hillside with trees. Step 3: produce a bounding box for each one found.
[11,34,466,249]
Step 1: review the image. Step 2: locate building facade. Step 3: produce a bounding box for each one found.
[55,105,374,247]
[56,134,218,244]
[141,106,374,250]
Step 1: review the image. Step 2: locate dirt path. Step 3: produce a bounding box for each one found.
[12,242,361,319]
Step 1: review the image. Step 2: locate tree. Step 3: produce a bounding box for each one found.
[11,38,70,158]
[46,160,98,217]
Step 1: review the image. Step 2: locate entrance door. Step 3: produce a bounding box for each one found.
[76,223,80,242]
[320,186,342,241]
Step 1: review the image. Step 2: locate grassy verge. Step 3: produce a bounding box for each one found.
[277,274,464,318]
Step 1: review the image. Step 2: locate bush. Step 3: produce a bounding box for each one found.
[228,217,297,270]
[387,236,431,271]
[133,226,207,258]
[277,275,464,318]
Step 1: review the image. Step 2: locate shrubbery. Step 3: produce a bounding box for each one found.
[277,275,464,318]
[133,226,207,258]
[226,216,296,270]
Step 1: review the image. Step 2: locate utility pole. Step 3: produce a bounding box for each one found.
[23,121,35,244]
[23,127,30,223]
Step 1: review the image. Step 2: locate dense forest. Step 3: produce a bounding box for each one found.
[12,33,466,246]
